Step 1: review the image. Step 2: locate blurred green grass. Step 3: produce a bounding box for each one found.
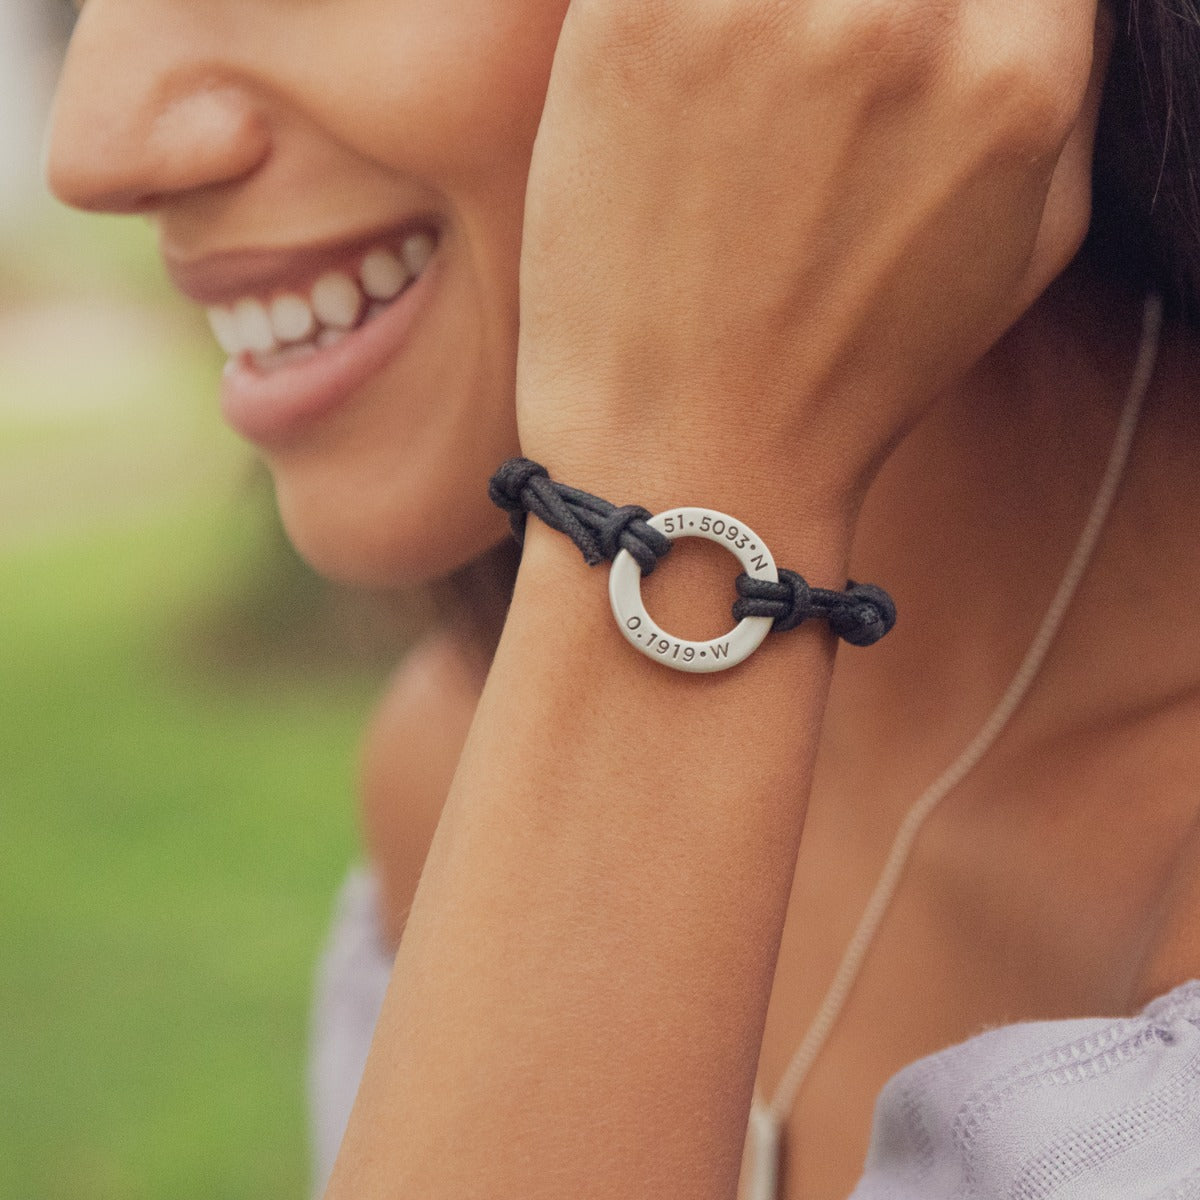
[0,514,376,1200]
[1,203,395,1199]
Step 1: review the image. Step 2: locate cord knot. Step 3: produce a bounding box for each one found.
[487,457,671,572]
[733,568,814,632]
[827,582,898,647]
[595,505,669,573]
[487,457,550,542]
[734,573,896,644]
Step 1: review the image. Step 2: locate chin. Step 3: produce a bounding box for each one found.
[272,467,512,589]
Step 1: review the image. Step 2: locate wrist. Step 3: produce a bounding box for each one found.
[516,453,864,576]
[508,450,864,580]
[511,479,861,663]
[517,343,901,520]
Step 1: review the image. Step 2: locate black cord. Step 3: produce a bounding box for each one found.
[488,457,671,574]
[488,457,896,646]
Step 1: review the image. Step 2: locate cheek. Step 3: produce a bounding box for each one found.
[243,2,568,583]
[279,3,570,192]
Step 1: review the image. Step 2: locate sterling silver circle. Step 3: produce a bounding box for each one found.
[608,507,778,674]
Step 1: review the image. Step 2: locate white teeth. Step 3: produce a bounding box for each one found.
[251,342,319,372]
[207,234,435,367]
[270,293,317,343]
[360,249,409,302]
[233,298,277,354]
[310,271,363,329]
[402,232,435,278]
[206,306,242,356]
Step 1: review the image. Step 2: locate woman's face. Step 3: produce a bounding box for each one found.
[47,0,571,584]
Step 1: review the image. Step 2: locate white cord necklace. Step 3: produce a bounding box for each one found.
[744,292,1165,1200]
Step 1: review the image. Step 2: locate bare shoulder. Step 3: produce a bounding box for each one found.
[366,630,482,747]
[359,631,484,950]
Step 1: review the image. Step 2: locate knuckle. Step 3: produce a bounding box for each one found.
[564,0,682,63]
[967,27,1092,158]
[559,0,685,101]
[720,0,792,51]
[567,0,793,100]
[979,61,1079,158]
[809,0,956,77]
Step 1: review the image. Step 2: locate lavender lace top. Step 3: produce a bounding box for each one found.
[309,869,1200,1199]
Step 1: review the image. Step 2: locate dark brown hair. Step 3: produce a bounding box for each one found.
[1089,0,1200,321]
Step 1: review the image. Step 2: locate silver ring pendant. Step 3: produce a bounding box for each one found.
[608,507,778,673]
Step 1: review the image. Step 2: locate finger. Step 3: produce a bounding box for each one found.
[1016,5,1113,313]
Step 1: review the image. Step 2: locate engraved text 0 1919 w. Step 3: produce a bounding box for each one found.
[608,507,778,674]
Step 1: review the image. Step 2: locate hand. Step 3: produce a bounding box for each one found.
[515,0,1107,512]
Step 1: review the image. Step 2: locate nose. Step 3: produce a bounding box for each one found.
[45,2,270,214]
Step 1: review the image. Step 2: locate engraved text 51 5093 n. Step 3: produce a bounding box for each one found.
[608,507,778,674]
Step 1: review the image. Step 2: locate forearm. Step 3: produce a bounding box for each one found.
[327,492,857,1200]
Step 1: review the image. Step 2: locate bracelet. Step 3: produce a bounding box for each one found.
[488,458,896,673]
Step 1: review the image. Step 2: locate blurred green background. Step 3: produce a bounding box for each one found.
[2,7,412,1197]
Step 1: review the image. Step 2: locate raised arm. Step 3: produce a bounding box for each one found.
[326,2,1105,1196]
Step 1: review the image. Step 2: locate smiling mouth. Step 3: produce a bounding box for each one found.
[204,230,436,371]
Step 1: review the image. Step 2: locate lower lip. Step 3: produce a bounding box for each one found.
[219,256,437,445]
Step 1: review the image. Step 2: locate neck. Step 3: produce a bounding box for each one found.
[821,265,1199,815]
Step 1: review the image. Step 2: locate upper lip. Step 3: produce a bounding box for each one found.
[161,217,438,306]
